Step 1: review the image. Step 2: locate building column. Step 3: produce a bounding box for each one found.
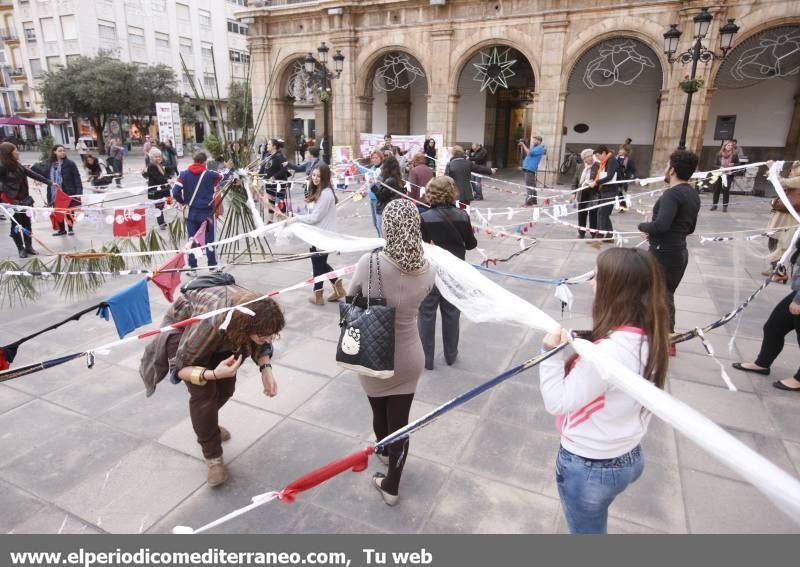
[651,89,672,171]
[428,28,454,143]
[532,18,569,173]
[330,33,359,151]
[249,38,270,145]
[785,92,800,160]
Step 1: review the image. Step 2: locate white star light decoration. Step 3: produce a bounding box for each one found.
[473,47,517,93]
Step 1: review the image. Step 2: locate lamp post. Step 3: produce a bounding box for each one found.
[664,7,740,149]
[304,41,345,164]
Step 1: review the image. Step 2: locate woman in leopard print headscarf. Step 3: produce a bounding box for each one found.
[348,197,435,506]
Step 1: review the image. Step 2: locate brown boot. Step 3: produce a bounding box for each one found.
[327,279,346,302]
[219,426,231,442]
[308,290,325,305]
[206,456,228,487]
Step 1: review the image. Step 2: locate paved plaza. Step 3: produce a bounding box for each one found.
[1,165,799,534]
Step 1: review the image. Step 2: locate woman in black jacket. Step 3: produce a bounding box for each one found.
[143,147,172,229]
[418,175,478,369]
[0,141,52,257]
[423,138,437,169]
[83,154,114,188]
[47,145,83,236]
[259,138,290,220]
[371,155,404,218]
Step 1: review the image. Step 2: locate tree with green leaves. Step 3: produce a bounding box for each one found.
[227,80,253,135]
[39,53,179,154]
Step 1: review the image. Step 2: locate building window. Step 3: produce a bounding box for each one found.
[203,73,216,91]
[22,21,36,44]
[198,9,211,29]
[128,26,145,61]
[98,20,117,41]
[176,3,190,23]
[46,55,63,71]
[179,37,193,66]
[151,0,166,11]
[39,17,57,43]
[227,0,247,6]
[227,20,248,36]
[65,54,80,65]
[201,42,213,67]
[154,31,169,49]
[29,58,43,78]
[60,15,77,41]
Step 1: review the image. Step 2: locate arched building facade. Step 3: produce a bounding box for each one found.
[242,0,800,174]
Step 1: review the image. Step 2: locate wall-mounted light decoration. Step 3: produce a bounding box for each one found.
[582,40,655,89]
[730,29,800,81]
[286,60,316,103]
[473,47,517,93]
[373,53,425,92]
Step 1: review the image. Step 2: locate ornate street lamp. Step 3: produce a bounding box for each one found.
[303,42,344,164]
[664,7,740,149]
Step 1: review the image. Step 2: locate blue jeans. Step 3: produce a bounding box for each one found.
[186,211,217,269]
[556,445,644,534]
[369,199,382,237]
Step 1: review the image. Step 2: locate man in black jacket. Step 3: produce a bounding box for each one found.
[588,145,621,242]
[444,146,496,208]
[638,149,701,339]
[467,143,488,200]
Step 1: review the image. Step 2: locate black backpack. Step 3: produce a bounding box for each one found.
[180,272,236,294]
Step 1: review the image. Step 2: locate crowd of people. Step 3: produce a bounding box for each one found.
[1,129,798,535]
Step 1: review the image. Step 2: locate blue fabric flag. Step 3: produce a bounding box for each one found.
[97,279,152,338]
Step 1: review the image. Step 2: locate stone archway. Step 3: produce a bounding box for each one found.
[271,55,325,161]
[703,24,800,167]
[560,37,664,180]
[452,44,536,168]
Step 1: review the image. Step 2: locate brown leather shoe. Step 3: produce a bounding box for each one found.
[219,426,231,442]
[206,457,228,487]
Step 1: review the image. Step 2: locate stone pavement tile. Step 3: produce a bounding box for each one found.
[642,415,678,466]
[405,401,479,466]
[414,366,493,415]
[423,470,560,533]
[675,295,723,316]
[55,443,207,534]
[9,506,103,534]
[148,473,300,534]
[233,418,360,492]
[681,469,800,533]
[311,457,450,534]
[667,351,754,392]
[783,441,800,476]
[669,379,776,435]
[675,332,737,360]
[483,381,555,433]
[44,367,143,417]
[291,379,373,439]
[672,282,712,299]
[4,360,94,397]
[289,503,385,534]
[279,337,342,378]
[761,397,800,444]
[158,400,282,462]
[458,417,560,497]
[233,365,329,416]
[96,381,189,440]
[0,399,85,467]
[0,479,46,534]
[0,385,33,415]
[440,334,517,377]
[609,462,686,533]
[676,429,797,482]
[1,419,143,500]
[673,310,726,334]
[733,336,799,366]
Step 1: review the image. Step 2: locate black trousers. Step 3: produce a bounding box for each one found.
[712,177,730,206]
[185,376,237,459]
[755,292,800,379]
[309,246,337,291]
[418,285,460,366]
[596,190,616,235]
[577,196,598,238]
[651,246,689,332]
[9,212,32,250]
[368,393,415,496]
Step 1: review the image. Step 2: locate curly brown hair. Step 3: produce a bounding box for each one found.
[221,291,286,357]
[425,175,457,206]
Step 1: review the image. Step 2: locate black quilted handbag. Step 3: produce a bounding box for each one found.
[336,250,396,379]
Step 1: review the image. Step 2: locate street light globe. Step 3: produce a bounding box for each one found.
[663,24,682,55]
[719,19,740,54]
[304,53,315,74]
[693,7,713,39]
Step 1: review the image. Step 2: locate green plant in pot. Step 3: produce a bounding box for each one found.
[679,75,705,94]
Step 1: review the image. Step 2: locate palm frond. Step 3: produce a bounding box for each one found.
[0,259,39,306]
